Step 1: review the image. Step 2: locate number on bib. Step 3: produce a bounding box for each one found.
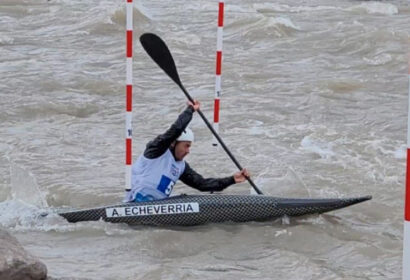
[157,175,175,196]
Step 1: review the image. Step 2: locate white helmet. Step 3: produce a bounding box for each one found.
[177,127,194,142]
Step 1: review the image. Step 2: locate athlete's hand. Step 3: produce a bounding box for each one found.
[188,100,200,111]
[233,168,250,183]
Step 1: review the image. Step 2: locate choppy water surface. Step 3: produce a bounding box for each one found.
[0,0,409,279]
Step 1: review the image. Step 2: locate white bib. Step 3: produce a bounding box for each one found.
[124,149,186,202]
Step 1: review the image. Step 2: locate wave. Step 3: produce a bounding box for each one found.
[0,161,125,233]
[300,135,335,160]
[110,2,152,27]
[394,145,406,159]
[17,101,99,119]
[226,14,300,42]
[86,2,152,36]
[0,200,49,230]
[363,53,393,66]
[253,2,399,16]
[322,79,363,94]
[9,163,48,208]
[349,2,399,16]
[0,35,14,45]
[253,3,341,13]
[0,199,123,233]
[22,1,154,37]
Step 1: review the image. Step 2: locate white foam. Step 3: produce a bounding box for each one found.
[271,16,300,31]
[0,36,14,45]
[225,4,251,13]
[349,2,399,16]
[0,198,132,234]
[318,188,342,198]
[254,2,398,16]
[300,136,335,159]
[175,34,201,46]
[394,145,407,159]
[363,53,393,66]
[134,2,154,21]
[253,3,340,13]
[10,163,48,208]
[274,229,289,237]
[0,199,46,229]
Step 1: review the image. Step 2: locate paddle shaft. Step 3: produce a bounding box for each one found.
[179,84,263,195]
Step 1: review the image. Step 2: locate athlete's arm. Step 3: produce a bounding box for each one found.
[179,162,236,192]
[144,106,194,159]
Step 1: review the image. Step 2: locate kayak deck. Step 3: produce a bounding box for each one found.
[58,194,371,226]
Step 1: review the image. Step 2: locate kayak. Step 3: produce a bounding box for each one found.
[58,194,371,226]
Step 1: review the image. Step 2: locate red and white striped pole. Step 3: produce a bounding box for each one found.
[213,0,224,146]
[125,0,133,193]
[404,58,410,280]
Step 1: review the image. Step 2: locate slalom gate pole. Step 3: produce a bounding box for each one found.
[213,0,224,147]
[125,0,133,193]
[404,58,410,280]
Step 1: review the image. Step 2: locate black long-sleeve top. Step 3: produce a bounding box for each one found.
[143,107,235,192]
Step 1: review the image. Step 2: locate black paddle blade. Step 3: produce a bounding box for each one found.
[140,33,182,86]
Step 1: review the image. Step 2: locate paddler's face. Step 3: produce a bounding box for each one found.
[174,141,192,161]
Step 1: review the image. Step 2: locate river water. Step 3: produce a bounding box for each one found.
[0,0,409,279]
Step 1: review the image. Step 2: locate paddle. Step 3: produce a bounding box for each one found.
[140,33,263,195]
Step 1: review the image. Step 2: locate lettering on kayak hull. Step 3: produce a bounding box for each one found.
[106,202,199,218]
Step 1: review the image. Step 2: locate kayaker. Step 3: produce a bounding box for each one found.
[124,100,250,202]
